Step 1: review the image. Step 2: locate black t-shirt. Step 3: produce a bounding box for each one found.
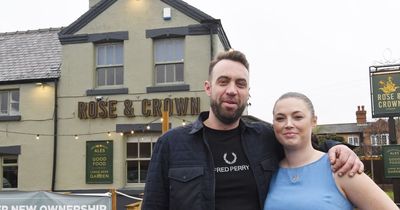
[204,126,260,210]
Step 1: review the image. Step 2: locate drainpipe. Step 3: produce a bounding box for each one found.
[51,79,58,191]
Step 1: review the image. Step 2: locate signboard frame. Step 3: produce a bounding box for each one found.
[369,65,400,118]
[382,144,400,178]
[86,140,113,184]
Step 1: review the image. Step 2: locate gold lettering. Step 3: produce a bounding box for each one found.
[191,97,200,115]
[108,100,117,118]
[153,99,162,117]
[98,101,108,118]
[78,102,88,119]
[88,101,98,119]
[175,98,189,116]
[142,99,151,117]
[124,100,135,117]
[163,98,173,115]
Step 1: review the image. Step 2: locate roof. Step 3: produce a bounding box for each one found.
[0,28,62,84]
[59,0,231,49]
[316,123,369,134]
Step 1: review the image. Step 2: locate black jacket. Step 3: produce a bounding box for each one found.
[142,112,283,210]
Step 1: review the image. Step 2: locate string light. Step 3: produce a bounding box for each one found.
[120,132,124,136]
[0,116,191,138]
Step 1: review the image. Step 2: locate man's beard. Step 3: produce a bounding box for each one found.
[210,99,246,125]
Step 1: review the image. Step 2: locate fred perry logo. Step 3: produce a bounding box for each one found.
[223,152,237,165]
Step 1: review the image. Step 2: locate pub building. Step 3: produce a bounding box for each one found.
[0,0,236,202]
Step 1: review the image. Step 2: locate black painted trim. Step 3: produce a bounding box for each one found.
[60,31,129,45]
[188,24,215,35]
[0,78,58,85]
[89,31,129,43]
[146,26,188,38]
[146,24,213,39]
[116,123,169,132]
[0,115,21,122]
[59,34,89,45]
[86,88,129,96]
[146,84,189,93]
[0,145,21,155]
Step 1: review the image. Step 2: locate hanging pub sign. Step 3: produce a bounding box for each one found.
[86,141,113,184]
[383,145,400,178]
[370,66,400,118]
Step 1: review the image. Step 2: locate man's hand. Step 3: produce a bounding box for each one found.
[328,144,364,177]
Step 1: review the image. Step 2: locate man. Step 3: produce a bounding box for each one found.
[142,50,363,210]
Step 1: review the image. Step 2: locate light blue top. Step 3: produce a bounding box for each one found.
[264,154,353,210]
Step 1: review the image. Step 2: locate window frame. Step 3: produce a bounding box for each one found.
[126,135,158,186]
[348,136,360,146]
[95,42,124,88]
[154,38,185,86]
[1,155,18,190]
[0,90,20,116]
[370,133,390,146]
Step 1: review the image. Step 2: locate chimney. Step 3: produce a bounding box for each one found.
[89,0,101,8]
[356,105,367,124]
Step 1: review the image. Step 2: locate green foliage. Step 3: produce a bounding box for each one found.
[386,191,394,200]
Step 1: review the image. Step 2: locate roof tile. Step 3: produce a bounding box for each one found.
[0,28,62,82]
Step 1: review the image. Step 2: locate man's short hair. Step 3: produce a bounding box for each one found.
[208,50,249,77]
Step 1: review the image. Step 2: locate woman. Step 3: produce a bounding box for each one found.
[264,92,398,210]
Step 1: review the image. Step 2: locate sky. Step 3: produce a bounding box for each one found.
[1,0,400,124]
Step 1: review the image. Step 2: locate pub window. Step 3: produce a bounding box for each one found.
[0,90,19,116]
[381,134,389,145]
[370,134,389,145]
[348,136,359,146]
[154,38,184,85]
[126,135,157,184]
[1,155,18,189]
[96,43,124,87]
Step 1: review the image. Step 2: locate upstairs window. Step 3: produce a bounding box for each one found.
[0,90,19,116]
[96,43,124,87]
[154,38,184,85]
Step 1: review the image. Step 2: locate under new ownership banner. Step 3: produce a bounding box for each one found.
[0,191,111,210]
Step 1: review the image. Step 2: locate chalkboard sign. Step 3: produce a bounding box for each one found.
[86,141,113,184]
[383,145,400,178]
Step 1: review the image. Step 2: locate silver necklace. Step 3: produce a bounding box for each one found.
[286,167,304,183]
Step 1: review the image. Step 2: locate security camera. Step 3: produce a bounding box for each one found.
[95,96,104,101]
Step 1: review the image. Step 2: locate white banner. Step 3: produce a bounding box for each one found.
[0,191,111,210]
